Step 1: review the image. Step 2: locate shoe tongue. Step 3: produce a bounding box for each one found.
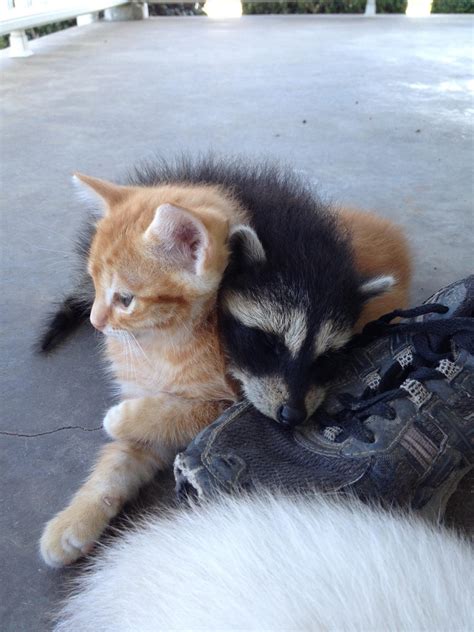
[417,276,474,322]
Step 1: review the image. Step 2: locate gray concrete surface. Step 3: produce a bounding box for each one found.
[1,14,473,631]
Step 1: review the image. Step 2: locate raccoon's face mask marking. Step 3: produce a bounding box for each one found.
[224,292,308,359]
[313,320,352,357]
[222,293,352,424]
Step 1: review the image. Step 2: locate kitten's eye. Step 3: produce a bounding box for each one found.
[116,293,134,308]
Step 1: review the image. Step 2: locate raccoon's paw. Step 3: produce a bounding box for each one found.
[103,402,128,440]
[40,502,107,567]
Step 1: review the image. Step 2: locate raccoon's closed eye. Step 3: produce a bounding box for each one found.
[114,293,134,308]
[262,332,284,355]
[247,327,284,356]
[311,352,342,383]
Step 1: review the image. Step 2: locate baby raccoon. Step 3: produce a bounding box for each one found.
[218,165,410,425]
[41,157,410,426]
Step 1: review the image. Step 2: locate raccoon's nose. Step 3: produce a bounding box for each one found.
[277,405,306,427]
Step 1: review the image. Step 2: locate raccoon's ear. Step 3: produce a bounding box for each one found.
[227,224,266,273]
[144,203,209,275]
[72,173,128,216]
[359,275,395,300]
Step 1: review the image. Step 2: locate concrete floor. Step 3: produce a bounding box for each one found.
[1,13,473,631]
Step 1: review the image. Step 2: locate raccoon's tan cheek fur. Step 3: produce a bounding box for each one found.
[233,371,326,421]
[236,373,289,421]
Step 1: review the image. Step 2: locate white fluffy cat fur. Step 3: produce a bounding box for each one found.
[54,492,473,632]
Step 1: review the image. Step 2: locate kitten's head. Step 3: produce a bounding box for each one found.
[75,174,230,337]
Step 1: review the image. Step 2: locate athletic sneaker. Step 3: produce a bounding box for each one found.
[174,277,474,519]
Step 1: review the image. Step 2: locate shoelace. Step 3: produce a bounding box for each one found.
[319,303,474,443]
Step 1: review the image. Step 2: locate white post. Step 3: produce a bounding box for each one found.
[8,0,33,56]
[77,12,100,26]
[104,2,148,21]
[9,29,33,57]
[365,0,376,15]
[406,1,432,16]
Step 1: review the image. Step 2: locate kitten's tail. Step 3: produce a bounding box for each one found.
[38,275,94,353]
[38,219,96,353]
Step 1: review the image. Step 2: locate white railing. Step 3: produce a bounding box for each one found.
[0,0,144,56]
[0,1,128,34]
[2,1,434,60]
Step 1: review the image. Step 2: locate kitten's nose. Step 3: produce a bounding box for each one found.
[90,304,108,331]
[90,314,106,331]
[277,405,306,427]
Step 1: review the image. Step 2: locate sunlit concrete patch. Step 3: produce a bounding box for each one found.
[395,77,474,124]
[404,80,474,94]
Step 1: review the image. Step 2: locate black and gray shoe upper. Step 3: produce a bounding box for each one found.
[175,276,474,519]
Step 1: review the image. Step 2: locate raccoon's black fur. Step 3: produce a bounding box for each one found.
[39,157,388,424]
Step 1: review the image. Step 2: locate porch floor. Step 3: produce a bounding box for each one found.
[1,14,473,631]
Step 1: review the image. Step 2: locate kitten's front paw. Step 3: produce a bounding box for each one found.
[103,402,128,440]
[40,502,107,567]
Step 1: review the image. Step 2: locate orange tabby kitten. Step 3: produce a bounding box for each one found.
[40,176,246,567]
[40,174,411,568]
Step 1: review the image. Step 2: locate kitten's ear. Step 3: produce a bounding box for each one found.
[144,204,209,275]
[359,275,395,301]
[227,224,266,274]
[72,173,127,214]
